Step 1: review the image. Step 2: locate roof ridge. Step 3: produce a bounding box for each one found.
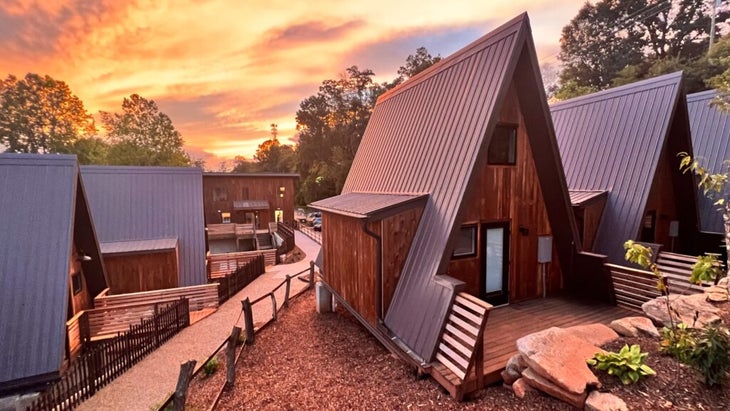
[687,88,717,102]
[550,71,683,112]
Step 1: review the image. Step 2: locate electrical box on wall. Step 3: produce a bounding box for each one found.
[538,236,553,263]
[669,221,679,237]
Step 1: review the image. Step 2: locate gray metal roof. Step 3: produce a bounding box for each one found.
[204,172,299,178]
[100,237,178,255]
[687,89,730,234]
[0,154,85,385]
[311,192,428,219]
[551,72,684,262]
[569,190,609,207]
[81,166,207,286]
[233,200,270,210]
[335,14,573,362]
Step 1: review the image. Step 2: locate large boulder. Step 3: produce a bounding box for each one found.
[564,324,620,346]
[609,316,660,338]
[521,368,587,408]
[501,354,528,385]
[511,377,535,399]
[584,391,628,411]
[705,283,729,303]
[516,327,604,395]
[642,294,721,328]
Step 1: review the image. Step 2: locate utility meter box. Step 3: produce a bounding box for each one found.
[669,220,679,238]
[538,236,553,263]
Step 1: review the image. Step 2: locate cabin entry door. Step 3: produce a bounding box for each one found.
[481,222,509,306]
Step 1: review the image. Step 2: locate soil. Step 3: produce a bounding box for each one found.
[188,290,730,410]
[279,246,306,265]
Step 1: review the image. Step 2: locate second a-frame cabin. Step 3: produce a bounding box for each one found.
[550,73,699,264]
[312,14,597,398]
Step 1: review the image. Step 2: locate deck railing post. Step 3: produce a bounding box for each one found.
[242,298,255,345]
[173,360,196,411]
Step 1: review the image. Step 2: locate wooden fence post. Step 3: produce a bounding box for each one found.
[226,326,241,387]
[242,298,255,345]
[271,293,277,322]
[309,261,315,288]
[173,360,196,411]
[283,275,291,308]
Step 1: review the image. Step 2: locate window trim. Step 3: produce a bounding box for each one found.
[452,224,478,259]
[71,272,82,295]
[487,123,518,166]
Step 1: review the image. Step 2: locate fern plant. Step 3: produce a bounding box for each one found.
[587,344,656,385]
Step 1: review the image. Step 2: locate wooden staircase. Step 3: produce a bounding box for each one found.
[429,292,492,400]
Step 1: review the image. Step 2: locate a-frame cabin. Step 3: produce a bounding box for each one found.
[312,14,596,398]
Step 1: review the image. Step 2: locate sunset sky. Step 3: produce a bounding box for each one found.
[0,0,585,167]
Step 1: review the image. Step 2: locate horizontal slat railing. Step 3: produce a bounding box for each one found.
[94,284,219,311]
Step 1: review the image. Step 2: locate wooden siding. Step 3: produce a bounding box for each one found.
[322,212,378,324]
[103,250,179,294]
[69,243,91,316]
[573,196,607,252]
[643,146,680,249]
[202,175,296,227]
[448,82,562,303]
[377,207,423,317]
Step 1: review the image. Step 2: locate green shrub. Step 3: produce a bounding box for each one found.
[587,344,656,385]
[688,325,730,386]
[690,253,724,285]
[203,357,220,377]
[660,323,696,363]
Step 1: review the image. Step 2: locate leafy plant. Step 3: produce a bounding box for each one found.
[587,344,656,385]
[203,357,220,377]
[624,240,673,328]
[688,325,730,386]
[660,323,696,363]
[690,253,725,286]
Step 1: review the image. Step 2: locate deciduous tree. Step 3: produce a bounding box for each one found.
[0,73,95,153]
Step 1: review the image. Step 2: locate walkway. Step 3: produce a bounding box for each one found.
[78,231,320,411]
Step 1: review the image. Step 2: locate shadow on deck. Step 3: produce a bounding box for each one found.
[430,296,633,397]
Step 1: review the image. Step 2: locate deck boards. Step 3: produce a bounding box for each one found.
[480,297,632,384]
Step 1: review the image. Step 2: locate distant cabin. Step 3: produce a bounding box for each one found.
[81,166,207,294]
[312,14,582,368]
[202,172,298,227]
[0,154,106,394]
[687,89,730,257]
[551,72,699,263]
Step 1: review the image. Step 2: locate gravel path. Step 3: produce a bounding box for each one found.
[77,231,319,411]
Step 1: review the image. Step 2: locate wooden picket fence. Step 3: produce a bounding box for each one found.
[215,254,266,303]
[29,298,190,411]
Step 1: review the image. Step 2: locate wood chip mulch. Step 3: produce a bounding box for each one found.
[188,291,730,410]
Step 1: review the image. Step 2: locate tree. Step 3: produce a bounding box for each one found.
[253,123,296,172]
[556,0,729,99]
[100,94,190,166]
[71,136,109,165]
[0,73,96,153]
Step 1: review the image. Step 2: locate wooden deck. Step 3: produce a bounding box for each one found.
[480,297,632,385]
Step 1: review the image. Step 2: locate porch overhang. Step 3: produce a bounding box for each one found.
[233,200,270,211]
[569,190,608,207]
[100,237,178,256]
[310,192,429,220]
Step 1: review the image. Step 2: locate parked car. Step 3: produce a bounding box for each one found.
[313,217,322,231]
[306,212,321,226]
[296,208,308,223]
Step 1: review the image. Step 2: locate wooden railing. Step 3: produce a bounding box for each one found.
[31,298,190,411]
[94,284,219,312]
[208,250,275,279]
[276,222,296,261]
[430,292,493,401]
[66,311,85,358]
[215,254,267,303]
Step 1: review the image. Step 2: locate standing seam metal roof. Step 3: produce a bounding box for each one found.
[551,72,684,262]
[311,192,428,219]
[81,166,206,287]
[339,14,532,361]
[0,154,77,385]
[687,89,730,234]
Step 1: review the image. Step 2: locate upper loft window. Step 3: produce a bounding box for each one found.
[71,272,82,295]
[452,225,477,258]
[487,125,517,165]
[213,187,227,201]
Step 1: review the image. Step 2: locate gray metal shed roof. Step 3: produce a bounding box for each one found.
[81,166,207,286]
[551,72,684,263]
[569,190,609,207]
[687,89,730,234]
[233,200,270,210]
[0,154,80,386]
[100,237,178,255]
[311,192,428,219]
[204,172,300,178]
[335,14,574,362]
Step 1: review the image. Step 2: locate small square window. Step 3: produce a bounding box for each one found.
[71,272,82,295]
[452,225,477,258]
[487,125,517,165]
[213,187,227,201]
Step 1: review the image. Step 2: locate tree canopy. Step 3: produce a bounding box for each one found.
[556,0,730,99]
[100,94,190,166]
[253,123,296,172]
[0,73,96,153]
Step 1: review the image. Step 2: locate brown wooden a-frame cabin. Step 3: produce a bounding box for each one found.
[311,14,623,399]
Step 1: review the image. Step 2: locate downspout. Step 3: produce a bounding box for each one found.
[362,219,384,324]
